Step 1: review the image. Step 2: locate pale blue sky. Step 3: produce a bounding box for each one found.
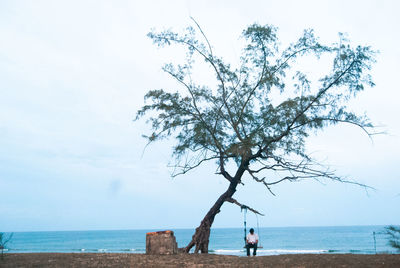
[0,0,399,232]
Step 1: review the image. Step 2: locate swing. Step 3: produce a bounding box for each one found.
[241,205,263,248]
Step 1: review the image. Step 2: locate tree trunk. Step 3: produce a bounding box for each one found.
[184,180,239,253]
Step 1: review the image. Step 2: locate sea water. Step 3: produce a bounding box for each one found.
[2,226,396,255]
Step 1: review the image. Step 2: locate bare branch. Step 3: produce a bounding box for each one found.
[170,154,219,177]
[226,197,264,216]
[247,153,374,193]
[190,17,213,57]
[246,167,276,196]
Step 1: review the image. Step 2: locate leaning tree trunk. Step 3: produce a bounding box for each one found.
[184,180,239,253]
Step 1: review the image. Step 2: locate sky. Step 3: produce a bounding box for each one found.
[0,0,399,232]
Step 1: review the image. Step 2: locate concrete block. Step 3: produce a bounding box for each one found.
[146,230,178,255]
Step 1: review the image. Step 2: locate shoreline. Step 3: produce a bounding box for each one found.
[1,253,399,267]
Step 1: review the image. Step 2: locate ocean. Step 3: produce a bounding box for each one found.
[2,226,397,256]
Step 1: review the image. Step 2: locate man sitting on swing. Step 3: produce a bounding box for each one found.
[246,228,259,256]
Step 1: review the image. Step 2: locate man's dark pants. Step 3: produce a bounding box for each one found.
[246,243,257,256]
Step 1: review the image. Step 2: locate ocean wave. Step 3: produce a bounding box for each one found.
[211,248,329,255]
[74,248,146,253]
[259,249,329,254]
[212,249,245,253]
[120,248,145,252]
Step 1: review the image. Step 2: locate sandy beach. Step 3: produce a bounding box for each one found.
[1,253,399,267]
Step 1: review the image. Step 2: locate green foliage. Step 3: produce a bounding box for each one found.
[137,20,376,189]
[385,225,400,251]
[0,232,13,259]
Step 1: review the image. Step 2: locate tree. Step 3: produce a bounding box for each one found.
[0,232,13,259]
[385,225,400,251]
[136,19,377,253]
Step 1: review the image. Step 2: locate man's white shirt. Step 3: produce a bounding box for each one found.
[246,233,259,244]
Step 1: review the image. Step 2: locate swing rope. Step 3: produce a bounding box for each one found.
[241,206,247,246]
[256,213,262,248]
[242,205,264,248]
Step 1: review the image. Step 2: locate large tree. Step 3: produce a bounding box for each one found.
[136,20,376,253]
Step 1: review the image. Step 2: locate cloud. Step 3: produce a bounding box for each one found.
[0,0,399,231]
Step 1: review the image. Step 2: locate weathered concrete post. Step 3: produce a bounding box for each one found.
[146,230,178,255]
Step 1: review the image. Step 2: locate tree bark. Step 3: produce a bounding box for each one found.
[184,180,239,253]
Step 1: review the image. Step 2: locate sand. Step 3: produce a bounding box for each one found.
[1,253,400,267]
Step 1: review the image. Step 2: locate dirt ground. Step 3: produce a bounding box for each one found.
[1,253,400,268]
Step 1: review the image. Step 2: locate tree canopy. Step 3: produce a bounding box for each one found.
[136,19,377,253]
